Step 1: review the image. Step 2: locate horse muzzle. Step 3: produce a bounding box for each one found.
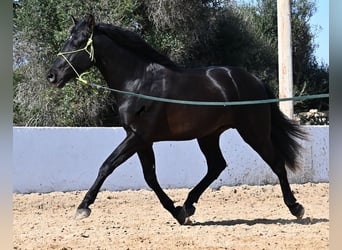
[46,69,66,88]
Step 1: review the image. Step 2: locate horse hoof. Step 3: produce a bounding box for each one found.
[185,204,196,217]
[184,217,193,225]
[174,206,194,225]
[296,206,305,219]
[175,206,187,225]
[289,203,305,219]
[74,208,91,220]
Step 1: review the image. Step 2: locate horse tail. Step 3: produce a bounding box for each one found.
[265,84,307,172]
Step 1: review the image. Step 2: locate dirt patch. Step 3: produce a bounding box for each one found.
[13,183,328,249]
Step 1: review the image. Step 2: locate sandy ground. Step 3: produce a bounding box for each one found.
[13,183,328,250]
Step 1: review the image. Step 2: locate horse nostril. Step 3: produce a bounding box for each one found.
[47,72,56,83]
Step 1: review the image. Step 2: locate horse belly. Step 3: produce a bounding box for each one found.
[165,106,233,139]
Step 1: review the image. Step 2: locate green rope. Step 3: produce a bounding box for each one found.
[56,34,329,106]
[88,82,329,106]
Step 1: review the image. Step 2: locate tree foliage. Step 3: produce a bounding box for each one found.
[238,0,328,111]
[13,0,328,127]
[13,0,143,126]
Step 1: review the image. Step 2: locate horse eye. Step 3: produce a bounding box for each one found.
[69,35,82,47]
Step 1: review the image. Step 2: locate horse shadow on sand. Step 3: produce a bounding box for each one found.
[192,217,329,227]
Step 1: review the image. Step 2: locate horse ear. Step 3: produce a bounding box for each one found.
[87,14,95,31]
[71,16,78,26]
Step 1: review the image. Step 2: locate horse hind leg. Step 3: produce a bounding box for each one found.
[181,132,227,224]
[237,127,305,219]
[273,159,305,219]
[137,145,186,224]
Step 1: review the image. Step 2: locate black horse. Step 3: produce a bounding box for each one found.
[47,15,306,225]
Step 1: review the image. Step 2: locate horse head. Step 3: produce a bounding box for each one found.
[47,14,95,88]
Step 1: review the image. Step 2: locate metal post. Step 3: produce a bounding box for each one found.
[277,0,293,119]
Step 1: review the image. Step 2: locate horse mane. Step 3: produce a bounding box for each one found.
[95,23,181,71]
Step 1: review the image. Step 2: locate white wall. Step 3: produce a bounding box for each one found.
[13,126,328,193]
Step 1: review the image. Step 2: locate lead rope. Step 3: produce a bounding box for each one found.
[56,34,329,106]
[87,82,329,106]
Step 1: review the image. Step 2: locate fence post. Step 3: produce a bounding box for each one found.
[277,0,293,119]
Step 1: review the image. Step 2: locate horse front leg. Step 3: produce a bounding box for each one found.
[75,131,144,219]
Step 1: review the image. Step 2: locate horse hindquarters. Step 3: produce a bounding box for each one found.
[235,99,305,219]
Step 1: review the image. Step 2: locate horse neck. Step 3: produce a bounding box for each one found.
[93,35,148,90]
